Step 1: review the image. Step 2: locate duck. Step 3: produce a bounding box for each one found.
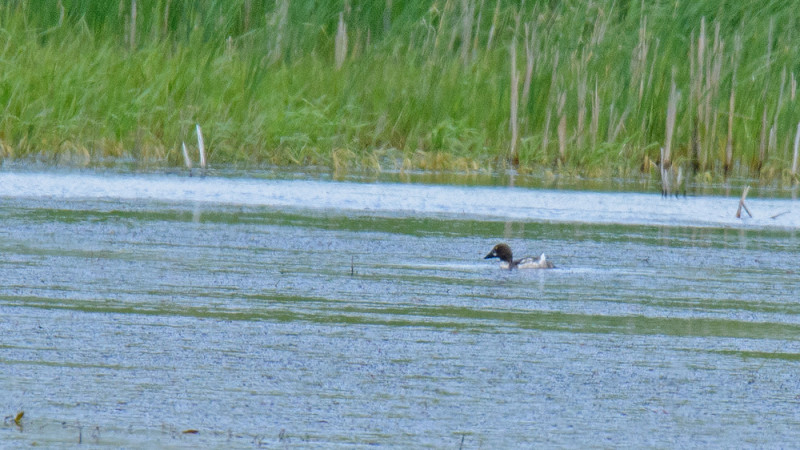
[484,243,554,270]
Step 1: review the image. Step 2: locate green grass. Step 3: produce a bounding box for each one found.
[1,0,799,182]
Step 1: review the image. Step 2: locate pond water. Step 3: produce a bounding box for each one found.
[1,170,799,447]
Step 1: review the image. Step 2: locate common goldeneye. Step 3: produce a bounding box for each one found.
[484,243,554,269]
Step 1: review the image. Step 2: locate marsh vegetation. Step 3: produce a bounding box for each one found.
[1,1,799,183]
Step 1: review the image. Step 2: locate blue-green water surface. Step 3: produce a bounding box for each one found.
[1,174,799,447]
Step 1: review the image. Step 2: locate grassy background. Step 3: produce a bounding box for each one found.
[1,0,799,181]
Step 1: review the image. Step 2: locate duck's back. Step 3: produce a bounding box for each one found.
[514,254,554,269]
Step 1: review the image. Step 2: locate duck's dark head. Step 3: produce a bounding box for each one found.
[484,243,513,263]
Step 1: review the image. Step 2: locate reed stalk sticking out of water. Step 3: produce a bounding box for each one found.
[659,147,670,197]
[181,141,192,169]
[509,35,520,167]
[792,122,800,180]
[663,72,678,168]
[196,124,207,171]
[736,185,752,218]
[557,92,567,165]
[724,33,741,174]
[661,72,678,197]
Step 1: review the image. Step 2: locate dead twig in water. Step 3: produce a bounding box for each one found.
[771,210,790,219]
[736,185,752,218]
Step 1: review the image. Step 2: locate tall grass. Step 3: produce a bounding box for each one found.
[1,0,799,181]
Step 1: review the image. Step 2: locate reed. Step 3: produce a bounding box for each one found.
[557,91,567,164]
[0,0,798,182]
[196,124,206,170]
[335,11,347,70]
[663,73,678,167]
[520,22,536,112]
[590,79,599,152]
[792,122,800,179]
[508,34,519,166]
[576,67,587,153]
[724,33,741,174]
[181,141,192,169]
[129,0,137,50]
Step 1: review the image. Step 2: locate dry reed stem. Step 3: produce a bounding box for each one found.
[196,124,206,170]
[765,68,787,166]
[769,124,777,161]
[773,67,787,132]
[542,106,551,157]
[766,18,774,68]
[57,0,65,26]
[645,39,660,105]
[181,141,192,169]
[702,21,723,170]
[611,107,628,142]
[736,185,752,218]
[792,122,800,177]
[696,18,707,169]
[759,100,768,167]
[725,84,735,172]
[659,147,670,196]
[162,0,171,38]
[590,4,608,46]
[557,91,566,163]
[485,0,500,51]
[459,0,474,64]
[433,0,451,54]
[577,66,587,151]
[243,0,252,31]
[268,0,289,63]
[758,21,773,171]
[509,37,519,165]
[607,103,615,143]
[704,21,723,171]
[471,0,484,56]
[689,29,699,170]
[521,22,536,108]
[663,72,677,166]
[633,15,648,108]
[725,35,740,172]
[447,3,460,53]
[129,0,137,51]
[335,12,348,69]
[591,78,599,150]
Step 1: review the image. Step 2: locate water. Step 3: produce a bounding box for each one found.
[1,170,799,447]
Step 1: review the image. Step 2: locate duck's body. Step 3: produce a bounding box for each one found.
[484,243,554,270]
